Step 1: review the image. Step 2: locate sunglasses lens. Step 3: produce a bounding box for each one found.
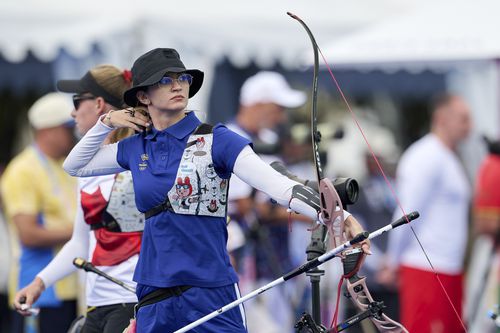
[72,95,95,109]
[72,96,80,109]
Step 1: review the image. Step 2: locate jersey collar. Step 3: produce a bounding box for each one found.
[145,111,201,140]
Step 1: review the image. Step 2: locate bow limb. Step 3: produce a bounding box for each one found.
[287,12,345,248]
[346,277,408,333]
[342,249,408,333]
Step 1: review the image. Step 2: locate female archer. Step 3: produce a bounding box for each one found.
[62,48,369,332]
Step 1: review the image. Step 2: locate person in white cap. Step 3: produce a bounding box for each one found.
[232,71,306,147]
[227,71,308,203]
[226,71,314,332]
[0,92,78,333]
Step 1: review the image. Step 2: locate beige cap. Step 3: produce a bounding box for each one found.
[28,92,74,129]
[240,71,306,108]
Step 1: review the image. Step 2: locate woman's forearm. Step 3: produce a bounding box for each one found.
[63,120,124,177]
[232,146,350,222]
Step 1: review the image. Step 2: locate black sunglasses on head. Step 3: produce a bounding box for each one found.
[72,95,97,109]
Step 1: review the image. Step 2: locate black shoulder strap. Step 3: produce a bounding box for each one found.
[193,123,213,135]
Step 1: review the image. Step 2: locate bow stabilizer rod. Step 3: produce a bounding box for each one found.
[73,257,136,293]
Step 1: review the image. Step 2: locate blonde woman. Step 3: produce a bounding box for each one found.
[14,65,144,333]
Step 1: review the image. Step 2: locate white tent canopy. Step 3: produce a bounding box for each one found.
[311,0,500,138]
[3,0,497,131]
[1,0,435,114]
[317,0,500,65]
[1,0,428,68]
[309,0,500,188]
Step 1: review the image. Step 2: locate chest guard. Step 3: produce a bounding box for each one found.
[166,124,228,217]
[102,171,145,232]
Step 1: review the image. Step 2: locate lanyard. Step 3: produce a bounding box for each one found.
[31,144,75,224]
[32,144,62,196]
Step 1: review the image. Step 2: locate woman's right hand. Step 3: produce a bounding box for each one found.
[102,107,151,132]
[13,276,45,316]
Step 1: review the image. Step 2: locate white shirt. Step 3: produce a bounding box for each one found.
[387,134,470,274]
[38,175,138,306]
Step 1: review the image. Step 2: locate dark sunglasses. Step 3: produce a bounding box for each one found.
[158,73,193,87]
[73,95,97,109]
[176,184,191,190]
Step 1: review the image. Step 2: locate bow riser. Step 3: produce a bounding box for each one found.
[319,178,345,247]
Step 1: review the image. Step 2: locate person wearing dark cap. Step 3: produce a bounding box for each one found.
[62,48,369,333]
[13,65,145,333]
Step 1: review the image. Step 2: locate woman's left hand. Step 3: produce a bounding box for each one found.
[344,215,371,255]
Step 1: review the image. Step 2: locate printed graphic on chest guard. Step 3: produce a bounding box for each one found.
[167,133,228,217]
[179,149,195,174]
[106,171,145,232]
[193,137,207,156]
[171,176,199,210]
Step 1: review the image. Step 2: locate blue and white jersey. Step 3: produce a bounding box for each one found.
[116,112,251,288]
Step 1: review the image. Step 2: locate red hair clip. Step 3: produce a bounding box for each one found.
[122,69,132,83]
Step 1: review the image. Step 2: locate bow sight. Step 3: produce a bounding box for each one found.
[270,161,359,207]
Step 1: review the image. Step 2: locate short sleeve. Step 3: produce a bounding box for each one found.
[117,138,131,170]
[212,124,252,179]
[1,164,40,217]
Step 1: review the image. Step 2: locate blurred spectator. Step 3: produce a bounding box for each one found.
[0,93,78,333]
[383,94,472,333]
[226,71,307,332]
[349,129,401,323]
[473,137,500,240]
[281,126,315,271]
[276,126,314,323]
[0,164,13,333]
[467,137,500,333]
